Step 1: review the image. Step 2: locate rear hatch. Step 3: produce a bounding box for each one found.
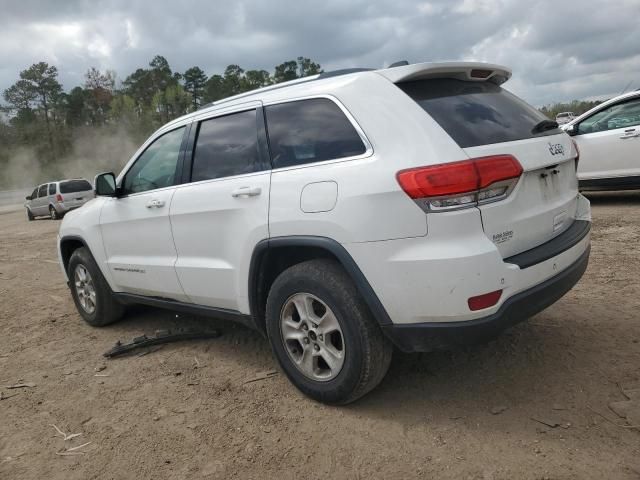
[397,76,578,258]
[59,180,94,207]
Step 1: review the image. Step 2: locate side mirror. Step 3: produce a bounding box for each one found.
[95,172,117,197]
[565,124,577,136]
[25,195,32,200]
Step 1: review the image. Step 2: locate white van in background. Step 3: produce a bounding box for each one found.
[25,179,94,220]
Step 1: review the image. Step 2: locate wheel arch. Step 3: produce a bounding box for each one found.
[59,235,90,275]
[248,236,392,334]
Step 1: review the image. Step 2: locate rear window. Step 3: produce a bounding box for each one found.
[48,183,56,195]
[265,98,367,169]
[60,180,92,193]
[398,79,560,148]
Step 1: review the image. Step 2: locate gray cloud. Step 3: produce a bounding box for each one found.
[1,0,639,106]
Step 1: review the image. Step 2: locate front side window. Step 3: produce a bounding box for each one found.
[30,188,38,199]
[122,127,185,195]
[191,109,260,182]
[577,97,640,134]
[265,98,367,169]
[37,185,47,197]
[48,183,56,195]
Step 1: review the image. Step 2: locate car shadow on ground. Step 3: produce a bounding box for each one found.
[99,304,266,347]
[99,305,598,425]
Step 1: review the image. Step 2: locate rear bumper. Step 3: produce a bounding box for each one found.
[383,246,590,352]
[54,203,83,214]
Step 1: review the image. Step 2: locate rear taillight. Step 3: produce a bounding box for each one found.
[396,155,523,211]
[56,194,63,202]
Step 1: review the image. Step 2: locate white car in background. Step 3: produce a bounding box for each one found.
[555,112,575,125]
[564,90,640,191]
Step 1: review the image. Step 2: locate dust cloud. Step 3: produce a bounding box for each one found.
[1,127,140,191]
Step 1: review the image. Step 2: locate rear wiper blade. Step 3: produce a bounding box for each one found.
[532,119,559,134]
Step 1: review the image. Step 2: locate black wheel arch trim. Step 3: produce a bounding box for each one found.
[248,236,394,330]
[59,235,92,272]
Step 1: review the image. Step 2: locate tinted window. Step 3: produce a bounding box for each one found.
[37,185,47,197]
[31,188,38,199]
[577,97,640,134]
[265,98,366,168]
[122,127,185,195]
[398,79,559,148]
[48,183,57,195]
[60,180,91,194]
[191,110,260,181]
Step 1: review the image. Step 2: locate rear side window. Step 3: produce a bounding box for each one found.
[398,79,559,148]
[265,98,366,168]
[191,109,260,182]
[48,183,56,195]
[37,185,47,197]
[60,180,92,193]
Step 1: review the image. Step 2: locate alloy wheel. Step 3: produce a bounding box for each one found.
[280,293,345,381]
[74,264,96,314]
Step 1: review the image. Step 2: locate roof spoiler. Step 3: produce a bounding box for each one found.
[376,61,512,85]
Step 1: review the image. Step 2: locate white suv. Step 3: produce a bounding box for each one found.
[58,62,592,404]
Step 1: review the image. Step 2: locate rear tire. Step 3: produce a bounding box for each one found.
[68,247,124,327]
[49,206,59,220]
[265,259,392,404]
[26,208,34,221]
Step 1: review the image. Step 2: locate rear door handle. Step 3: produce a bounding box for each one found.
[145,199,165,208]
[231,186,262,198]
[620,129,640,139]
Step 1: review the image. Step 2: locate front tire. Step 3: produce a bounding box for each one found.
[265,259,392,404]
[26,208,34,221]
[68,247,124,327]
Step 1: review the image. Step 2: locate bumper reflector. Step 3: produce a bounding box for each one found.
[468,290,503,311]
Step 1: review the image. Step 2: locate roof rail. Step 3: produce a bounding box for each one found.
[388,60,409,68]
[198,74,321,111]
[197,68,374,112]
[316,68,373,79]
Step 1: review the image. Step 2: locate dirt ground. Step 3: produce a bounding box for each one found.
[1,193,639,480]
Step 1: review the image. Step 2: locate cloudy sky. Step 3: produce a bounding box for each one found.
[1,0,639,106]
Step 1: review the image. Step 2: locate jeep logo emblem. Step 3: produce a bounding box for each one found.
[548,142,564,156]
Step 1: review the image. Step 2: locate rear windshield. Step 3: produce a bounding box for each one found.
[398,79,560,148]
[60,180,92,193]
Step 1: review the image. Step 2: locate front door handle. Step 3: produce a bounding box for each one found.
[620,129,640,139]
[145,199,165,208]
[231,186,262,198]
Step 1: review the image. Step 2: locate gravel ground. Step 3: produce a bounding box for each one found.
[1,193,639,479]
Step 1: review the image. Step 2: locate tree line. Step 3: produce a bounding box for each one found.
[0,54,610,190]
[539,100,604,122]
[0,55,321,188]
